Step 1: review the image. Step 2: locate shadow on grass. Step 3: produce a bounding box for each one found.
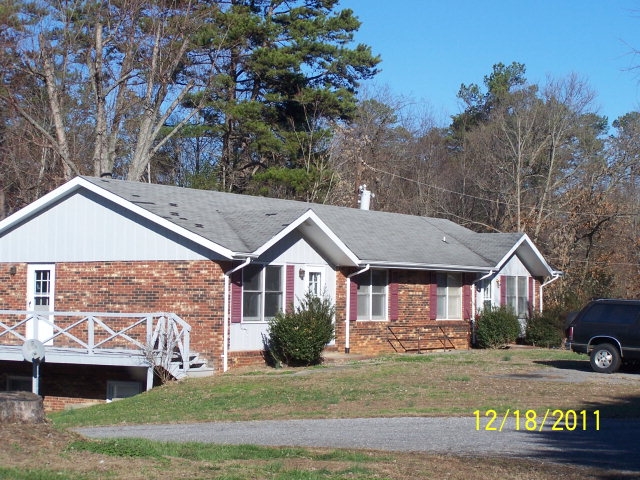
[532,358,593,372]
[533,358,640,374]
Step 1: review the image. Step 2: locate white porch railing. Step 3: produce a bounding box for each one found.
[0,311,192,377]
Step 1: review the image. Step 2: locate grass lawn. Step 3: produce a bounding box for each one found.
[2,348,640,479]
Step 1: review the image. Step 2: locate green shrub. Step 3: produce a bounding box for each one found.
[524,312,564,348]
[475,306,520,349]
[267,291,335,367]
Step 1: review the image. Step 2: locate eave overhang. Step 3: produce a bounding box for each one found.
[494,233,558,278]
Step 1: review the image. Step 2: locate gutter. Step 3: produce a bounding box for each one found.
[345,264,370,354]
[359,260,489,272]
[223,257,251,372]
[539,271,562,312]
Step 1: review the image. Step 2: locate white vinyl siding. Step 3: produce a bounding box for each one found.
[0,192,225,262]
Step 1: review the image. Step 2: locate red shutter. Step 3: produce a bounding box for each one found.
[349,273,359,321]
[429,272,438,320]
[286,265,295,313]
[389,271,399,321]
[462,274,472,320]
[528,276,535,315]
[231,270,242,323]
[500,276,507,306]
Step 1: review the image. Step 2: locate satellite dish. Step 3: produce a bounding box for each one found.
[22,339,45,363]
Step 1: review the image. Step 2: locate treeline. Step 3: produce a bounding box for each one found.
[1,1,638,307]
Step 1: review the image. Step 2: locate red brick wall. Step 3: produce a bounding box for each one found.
[228,350,268,368]
[0,261,479,410]
[0,264,32,346]
[0,259,224,411]
[0,263,28,310]
[53,261,226,365]
[334,269,471,355]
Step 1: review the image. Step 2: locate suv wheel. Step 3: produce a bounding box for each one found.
[589,343,621,373]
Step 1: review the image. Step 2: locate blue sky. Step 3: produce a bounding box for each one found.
[339,0,640,127]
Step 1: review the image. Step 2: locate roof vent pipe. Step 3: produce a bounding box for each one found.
[358,185,374,210]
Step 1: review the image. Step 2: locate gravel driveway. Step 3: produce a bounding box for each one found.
[76,415,640,473]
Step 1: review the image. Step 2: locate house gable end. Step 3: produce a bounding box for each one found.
[253,210,360,267]
[0,189,229,262]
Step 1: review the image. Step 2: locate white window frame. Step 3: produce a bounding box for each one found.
[356,269,388,321]
[506,275,528,318]
[436,272,462,320]
[242,265,284,323]
[482,279,493,311]
[307,270,323,297]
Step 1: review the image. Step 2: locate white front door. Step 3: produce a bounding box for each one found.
[26,264,55,343]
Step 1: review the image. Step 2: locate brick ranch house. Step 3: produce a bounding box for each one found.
[0,176,558,410]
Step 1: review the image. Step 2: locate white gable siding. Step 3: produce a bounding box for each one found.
[258,230,331,265]
[230,230,336,352]
[479,255,532,311]
[0,191,222,262]
[499,254,529,276]
[260,231,336,308]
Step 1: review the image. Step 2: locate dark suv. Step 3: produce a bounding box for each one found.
[566,299,640,373]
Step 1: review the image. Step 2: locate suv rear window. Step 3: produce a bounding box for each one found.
[583,304,640,325]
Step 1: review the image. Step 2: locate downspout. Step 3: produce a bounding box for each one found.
[345,264,370,354]
[223,257,251,372]
[539,272,562,313]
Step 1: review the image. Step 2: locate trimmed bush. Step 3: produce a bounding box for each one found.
[525,312,564,348]
[267,291,335,367]
[475,306,520,349]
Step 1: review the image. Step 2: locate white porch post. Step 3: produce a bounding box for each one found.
[146,366,154,391]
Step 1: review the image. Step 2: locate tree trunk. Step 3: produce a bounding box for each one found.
[0,392,45,424]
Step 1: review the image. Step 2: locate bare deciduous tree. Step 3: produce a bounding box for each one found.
[1,0,219,183]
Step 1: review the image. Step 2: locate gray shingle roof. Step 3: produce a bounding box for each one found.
[81,176,533,272]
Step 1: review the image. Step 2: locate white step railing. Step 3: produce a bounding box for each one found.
[0,310,192,377]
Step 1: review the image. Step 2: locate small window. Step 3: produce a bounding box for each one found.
[107,381,142,402]
[437,273,462,319]
[34,270,52,309]
[505,276,528,317]
[242,265,283,322]
[482,280,492,311]
[356,270,388,320]
[308,271,322,297]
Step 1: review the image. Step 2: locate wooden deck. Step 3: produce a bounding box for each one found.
[0,310,198,378]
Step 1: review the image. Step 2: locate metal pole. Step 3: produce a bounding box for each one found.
[32,359,40,395]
